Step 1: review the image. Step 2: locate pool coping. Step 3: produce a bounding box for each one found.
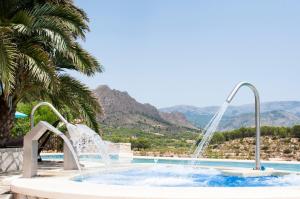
[7,163,300,199]
[10,177,300,199]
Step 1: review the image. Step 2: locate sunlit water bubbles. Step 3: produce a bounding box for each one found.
[75,164,300,187]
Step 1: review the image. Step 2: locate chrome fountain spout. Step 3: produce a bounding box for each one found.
[226,82,261,170]
[24,102,80,178]
[30,102,68,129]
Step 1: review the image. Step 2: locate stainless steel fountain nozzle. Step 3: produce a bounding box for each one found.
[226,82,261,170]
[30,101,69,129]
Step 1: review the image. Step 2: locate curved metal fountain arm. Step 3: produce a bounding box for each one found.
[226,82,261,170]
[23,121,81,177]
[226,82,260,104]
[30,102,69,129]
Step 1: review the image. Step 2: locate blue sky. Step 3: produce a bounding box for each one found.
[73,0,300,108]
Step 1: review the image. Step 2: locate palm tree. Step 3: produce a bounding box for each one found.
[0,0,103,147]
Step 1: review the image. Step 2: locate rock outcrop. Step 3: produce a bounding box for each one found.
[94,85,198,132]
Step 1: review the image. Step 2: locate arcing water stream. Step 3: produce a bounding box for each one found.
[193,102,230,158]
[67,124,111,165]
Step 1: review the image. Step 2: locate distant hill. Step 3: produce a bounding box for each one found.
[159,112,196,129]
[160,101,300,131]
[93,85,198,132]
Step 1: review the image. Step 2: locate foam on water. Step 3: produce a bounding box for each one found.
[75,165,300,187]
[264,174,300,186]
[137,177,194,186]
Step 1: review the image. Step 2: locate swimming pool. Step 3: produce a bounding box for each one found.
[41,154,300,172]
[11,154,300,199]
[73,164,300,187]
[133,157,300,172]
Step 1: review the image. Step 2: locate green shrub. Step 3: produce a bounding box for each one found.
[12,102,60,137]
[211,132,225,144]
[292,125,300,138]
[276,127,289,138]
[130,138,151,150]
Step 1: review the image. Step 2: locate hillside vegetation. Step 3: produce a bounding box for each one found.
[14,86,300,161]
[101,127,198,155]
[205,125,300,161]
[103,125,300,160]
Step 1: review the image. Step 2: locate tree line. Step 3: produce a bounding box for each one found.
[210,125,300,144]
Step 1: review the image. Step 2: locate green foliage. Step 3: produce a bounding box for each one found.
[0,0,102,134]
[99,125,300,156]
[35,123,294,154]
[292,125,300,138]
[102,127,198,154]
[12,102,61,137]
[130,138,151,150]
[211,132,225,144]
[210,125,298,145]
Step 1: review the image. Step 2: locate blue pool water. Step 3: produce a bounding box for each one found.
[73,165,300,187]
[41,154,300,172]
[132,158,300,172]
[41,154,300,187]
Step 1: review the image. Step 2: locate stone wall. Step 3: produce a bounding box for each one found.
[107,143,132,155]
[0,148,23,173]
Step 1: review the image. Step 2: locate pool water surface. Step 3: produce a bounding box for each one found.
[74,165,300,187]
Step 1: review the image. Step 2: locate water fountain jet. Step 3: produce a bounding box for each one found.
[194,82,261,170]
[23,121,81,177]
[24,102,110,177]
[226,82,261,170]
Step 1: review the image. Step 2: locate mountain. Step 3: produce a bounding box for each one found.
[93,85,198,132]
[159,112,196,129]
[160,101,300,131]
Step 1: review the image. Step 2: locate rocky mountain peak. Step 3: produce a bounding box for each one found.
[93,85,197,131]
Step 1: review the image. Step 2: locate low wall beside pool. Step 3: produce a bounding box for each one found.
[0,148,23,173]
[107,142,133,159]
[0,143,132,174]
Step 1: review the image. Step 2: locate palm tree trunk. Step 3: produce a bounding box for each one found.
[0,96,16,147]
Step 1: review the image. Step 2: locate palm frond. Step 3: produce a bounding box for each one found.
[0,28,18,97]
[50,75,102,132]
[19,42,58,89]
[0,0,102,135]
[31,3,88,39]
[56,43,102,76]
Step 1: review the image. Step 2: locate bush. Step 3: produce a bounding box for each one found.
[130,138,151,150]
[201,125,300,146]
[110,136,123,143]
[211,133,225,144]
[292,125,300,138]
[12,102,61,137]
[276,127,289,138]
